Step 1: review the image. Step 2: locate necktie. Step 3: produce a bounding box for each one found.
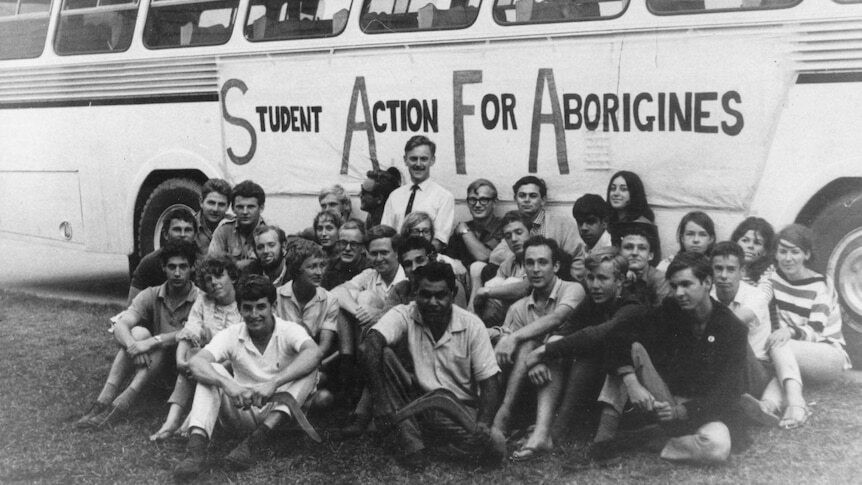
[404,184,420,216]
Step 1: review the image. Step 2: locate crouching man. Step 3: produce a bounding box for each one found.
[173,275,322,480]
[361,262,505,471]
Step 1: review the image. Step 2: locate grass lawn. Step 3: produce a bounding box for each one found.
[1,289,861,484]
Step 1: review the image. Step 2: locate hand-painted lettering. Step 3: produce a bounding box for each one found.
[529,68,570,175]
[453,70,482,175]
[255,106,322,133]
[342,76,379,175]
[371,99,438,133]
[221,78,256,166]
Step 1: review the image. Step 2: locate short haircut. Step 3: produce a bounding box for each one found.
[235,274,276,304]
[201,178,231,201]
[711,241,745,265]
[404,135,436,156]
[501,210,533,231]
[413,260,456,293]
[523,235,561,265]
[606,170,655,223]
[318,184,352,213]
[366,168,402,199]
[466,178,498,199]
[231,180,265,207]
[314,210,343,232]
[253,224,287,248]
[666,251,712,282]
[163,208,197,235]
[676,211,717,254]
[731,217,776,252]
[512,175,547,199]
[367,224,400,250]
[400,211,434,240]
[285,238,327,281]
[585,246,629,281]
[776,224,815,261]
[159,239,197,267]
[572,194,611,221]
[339,219,367,240]
[398,235,434,260]
[196,255,238,289]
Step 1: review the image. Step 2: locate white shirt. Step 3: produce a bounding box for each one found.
[380,178,455,243]
[348,266,408,305]
[711,281,771,360]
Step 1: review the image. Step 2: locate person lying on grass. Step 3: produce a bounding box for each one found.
[77,239,199,430]
[173,275,322,480]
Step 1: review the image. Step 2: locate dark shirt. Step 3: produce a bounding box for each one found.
[445,215,503,266]
[131,249,165,290]
[365,206,385,231]
[322,253,370,290]
[544,295,646,359]
[605,297,748,427]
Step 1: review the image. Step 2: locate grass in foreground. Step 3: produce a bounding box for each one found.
[1,289,862,484]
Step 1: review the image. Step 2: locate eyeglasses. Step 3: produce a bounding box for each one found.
[466,197,495,206]
[337,240,363,249]
[407,156,431,162]
[410,228,433,236]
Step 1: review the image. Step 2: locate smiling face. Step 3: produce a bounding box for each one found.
[415,278,453,325]
[239,297,275,338]
[524,244,558,292]
[337,228,364,264]
[515,183,545,218]
[404,145,435,184]
[682,221,713,254]
[737,230,766,263]
[297,255,327,288]
[608,176,630,211]
[620,234,652,273]
[315,218,339,249]
[467,185,496,220]
[201,191,229,225]
[368,238,398,279]
[254,229,284,270]
[776,239,810,280]
[408,219,434,242]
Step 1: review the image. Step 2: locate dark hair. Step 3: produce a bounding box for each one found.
[413,261,456,293]
[366,168,402,199]
[231,180,265,207]
[500,210,533,231]
[606,171,654,223]
[676,211,717,254]
[196,255,238,289]
[466,178,498,199]
[666,251,712,282]
[523,235,561,265]
[314,210,343,233]
[201,178,231,201]
[730,216,776,280]
[512,175,547,199]
[611,221,661,265]
[235,274,276,304]
[285,239,327,281]
[159,239,197,267]
[253,224,287,249]
[398,235,434,260]
[572,194,611,221]
[776,224,816,265]
[367,224,400,250]
[163,208,197,236]
[404,135,436,156]
[711,241,745,266]
[585,246,629,280]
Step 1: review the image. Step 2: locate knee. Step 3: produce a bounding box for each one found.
[630,341,647,361]
[130,326,153,340]
[695,421,732,463]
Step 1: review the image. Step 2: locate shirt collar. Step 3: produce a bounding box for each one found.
[532,209,546,227]
[278,281,325,304]
[527,277,562,309]
[156,282,198,303]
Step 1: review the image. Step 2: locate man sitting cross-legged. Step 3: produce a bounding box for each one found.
[361,262,505,471]
[512,248,646,461]
[569,252,749,469]
[490,236,585,440]
[173,275,322,480]
[77,239,200,429]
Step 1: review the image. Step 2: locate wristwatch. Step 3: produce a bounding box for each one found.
[153,334,163,346]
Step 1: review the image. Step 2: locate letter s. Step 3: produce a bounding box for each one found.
[221,79,257,165]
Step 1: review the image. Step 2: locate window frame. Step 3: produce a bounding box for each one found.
[359,0,484,35]
[491,0,629,26]
[142,0,240,50]
[646,0,803,17]
[243,0,354,42]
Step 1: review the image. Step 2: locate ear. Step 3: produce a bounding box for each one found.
[553,260,560,274]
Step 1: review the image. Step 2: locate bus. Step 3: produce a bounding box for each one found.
[2,0,862,362]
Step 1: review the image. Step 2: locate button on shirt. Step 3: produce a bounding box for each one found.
[502,278,584,334]
[711,281,771,360]
[275,282,340,339]
[177,293,242,346]
[204,317,313,389]
[128,283,200,334]
[208,217,266,261]
[373,303,500,403]
[349,266,408,304]
[380,179,455,243]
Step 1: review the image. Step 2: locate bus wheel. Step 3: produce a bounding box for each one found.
[137,178,201,260]
[811,188,862,368]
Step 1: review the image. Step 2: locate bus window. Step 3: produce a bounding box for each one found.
[54,0,137,55]
[648,0,799,14]
[493,0,626,24]
[245,0,352,40]
[143,0,238,49]
[360,0,481,33]
[0,0,52,59]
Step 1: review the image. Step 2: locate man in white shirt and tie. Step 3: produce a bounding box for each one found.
[381,135,455,253]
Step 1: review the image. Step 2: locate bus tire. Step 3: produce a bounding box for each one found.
[810,188,862,369]
[137,178,201,260]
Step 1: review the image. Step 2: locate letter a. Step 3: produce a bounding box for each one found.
[342,76,379,174]
[528,69,569,174]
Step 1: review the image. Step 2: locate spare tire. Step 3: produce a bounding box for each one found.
[137,178,202,260]
[809,187,862,369]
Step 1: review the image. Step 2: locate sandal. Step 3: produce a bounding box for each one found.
[739,393,780,427]
[779,405,811,430]
[511,445,552,462]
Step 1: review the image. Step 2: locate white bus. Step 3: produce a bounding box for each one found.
[2,0,862,361]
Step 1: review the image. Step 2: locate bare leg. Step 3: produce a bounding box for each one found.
[517,359,564,454]
[493,340,539,435]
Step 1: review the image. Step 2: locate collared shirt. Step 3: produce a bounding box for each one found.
[348,266,408,304]
[491,210,586,280]
[380,178,455,243]
[243,259,289,287]
[446,215,504,266]
[205,317,313,389]
[177,293,242,346]
[128,283,199,334]
[496,254,526,280]
[373,302,500,402]
[587,231,613,255]
[194,210,231,260]
[630,266,671,307]
[711,281,771,360]
[502,278,584,334]
[275,281,340,339]
[208,217,266,261]
[322,253,370,290]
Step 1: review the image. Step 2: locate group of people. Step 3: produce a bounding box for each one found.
[75,135,850,479]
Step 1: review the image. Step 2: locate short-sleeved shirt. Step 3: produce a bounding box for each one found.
[348,266,408,304]
[446,215,503,265]
[502,278,584,334]
[205,317,313,388]
[177,293,242,347]
[711,281,771,360]
[208,217,266,261]
[381,178,456,244]
[496,254,526,280]
[127,283,199,335]
[492,210,587,280]
[130,249,165,291]
[194,211,233,260]
[373,303,500,403]
[275,281,340,339]
[587,231,613,255]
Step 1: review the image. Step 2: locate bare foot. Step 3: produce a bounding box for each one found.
[149,424,178,442]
